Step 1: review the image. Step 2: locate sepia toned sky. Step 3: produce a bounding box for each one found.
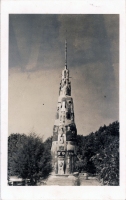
[9,14,119,140]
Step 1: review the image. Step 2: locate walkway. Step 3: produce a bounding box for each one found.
[42,175,101,186]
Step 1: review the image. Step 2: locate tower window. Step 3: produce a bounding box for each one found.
[64,71,66,78]
[66,113,71,119]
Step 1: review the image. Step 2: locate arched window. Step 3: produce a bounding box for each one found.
[66,112,71,119]
[64,71,66,78]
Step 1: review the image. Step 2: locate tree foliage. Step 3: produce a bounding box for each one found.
[75,121,119,185]
[43,136,52,151]
[8,133,52,185]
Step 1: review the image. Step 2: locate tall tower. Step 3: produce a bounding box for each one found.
[51,40,77,175]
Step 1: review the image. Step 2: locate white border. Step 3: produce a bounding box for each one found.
[1,1,126,200]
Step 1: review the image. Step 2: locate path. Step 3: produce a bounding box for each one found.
[41,175,101,186]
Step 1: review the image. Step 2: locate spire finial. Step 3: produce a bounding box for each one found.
[65,30,67,69]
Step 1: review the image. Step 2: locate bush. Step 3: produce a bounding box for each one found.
[75,121,119,185]
[8,133,52,185]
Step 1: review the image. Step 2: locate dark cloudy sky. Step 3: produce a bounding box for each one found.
[9,14,119,140]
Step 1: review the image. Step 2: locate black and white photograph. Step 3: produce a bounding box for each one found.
[8,13,119,186]
[1,1,126,200]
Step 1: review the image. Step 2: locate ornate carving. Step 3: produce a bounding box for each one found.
[67,126,70,131]
[71,113,74,121]
[59,135,64,144]
[59,162,63,167]
[66,70,69,77]
[54,126,58,132]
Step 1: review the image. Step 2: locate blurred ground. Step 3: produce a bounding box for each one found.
[41,175,101,186]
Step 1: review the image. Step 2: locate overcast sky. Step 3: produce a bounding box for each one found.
[9,14,119,140]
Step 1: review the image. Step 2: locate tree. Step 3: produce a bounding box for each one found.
[44,136,52,150]
[91,136,119,185]
[75,121,119,185]
[8,133,27,177]
[8,133,52,185]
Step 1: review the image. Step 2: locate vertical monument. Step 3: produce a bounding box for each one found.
[51,40,77,175]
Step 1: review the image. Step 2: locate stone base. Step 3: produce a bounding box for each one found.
[51,171,73,177]
[55,174,69,177]
[44,174,101,186]
[45,174,77,186]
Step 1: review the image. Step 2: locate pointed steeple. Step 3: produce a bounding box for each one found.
[65,39,67,69]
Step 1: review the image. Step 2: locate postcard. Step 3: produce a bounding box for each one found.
[1,0,126,200]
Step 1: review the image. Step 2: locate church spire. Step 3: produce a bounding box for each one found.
[65,39,67,69]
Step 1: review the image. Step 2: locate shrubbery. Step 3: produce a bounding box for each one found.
[75,121,119,185]
[8,133,52,185]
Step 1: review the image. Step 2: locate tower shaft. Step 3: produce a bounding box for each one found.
[51,41,77,175]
